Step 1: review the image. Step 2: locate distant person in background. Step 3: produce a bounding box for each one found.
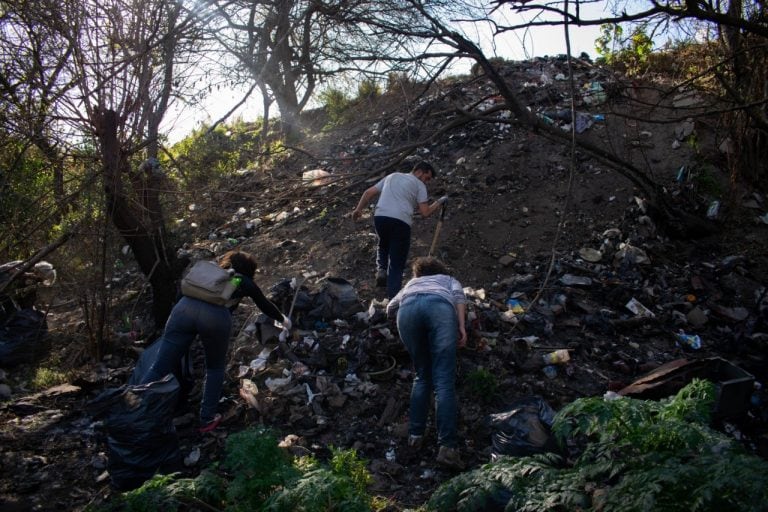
[141,250,290,433]
[352,161,448,298]
[0,260,56,321]
[387,257,467,469]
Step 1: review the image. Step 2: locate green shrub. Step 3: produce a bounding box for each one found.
[264,447,373,512]
[595,23,653,75]
[223,428,300,511]
[465,367,498,402]
[692,165,725,197]
[385,72,411,93]
[93,429,379,512]
[318,88,352,126]
[357,79,380,100]
[31,367,69,390]
[329,446,372,494]
[428,379,768,512]
[117,473,180,512]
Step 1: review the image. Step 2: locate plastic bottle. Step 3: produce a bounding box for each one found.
[221,276,242,299]
[542,349,570,365]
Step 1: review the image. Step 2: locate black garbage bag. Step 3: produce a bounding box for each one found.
[488,396,559,460]
[87,374,182,491]
[0,308,48,367]
[128,338,194,410]
[268,279,312,313]
[307,277,363,322]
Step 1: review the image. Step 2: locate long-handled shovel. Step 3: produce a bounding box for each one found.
[428,203,447,257]
[278,277,305,339]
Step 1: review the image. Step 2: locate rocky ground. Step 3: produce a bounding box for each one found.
[1,56,768,511]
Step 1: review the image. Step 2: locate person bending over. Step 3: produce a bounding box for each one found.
[387,257,467,469]
[142,250,290,432]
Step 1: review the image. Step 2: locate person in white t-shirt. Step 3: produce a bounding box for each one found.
[352,161,448,298]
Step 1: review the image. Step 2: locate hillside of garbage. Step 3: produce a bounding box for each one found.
[1,56,767,511]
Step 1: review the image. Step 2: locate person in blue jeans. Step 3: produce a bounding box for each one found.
[387,257,467,469]
[141,251,290,433]
[352,161,448,298]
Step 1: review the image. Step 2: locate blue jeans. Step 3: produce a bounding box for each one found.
[141,296,232,424]
[396,294,458,448]
[374,216,411,298]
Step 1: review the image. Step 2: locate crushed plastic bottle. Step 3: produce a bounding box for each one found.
[675,330,702,349]
[506,298,525,314]
[706,200,720,219]
[542,349,570,365]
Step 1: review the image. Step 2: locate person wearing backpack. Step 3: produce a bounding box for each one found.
[141,250,290,433]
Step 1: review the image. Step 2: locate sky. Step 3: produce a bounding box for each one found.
[163,3,607,144]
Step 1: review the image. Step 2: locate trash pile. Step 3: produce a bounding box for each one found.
[1,55,767,510]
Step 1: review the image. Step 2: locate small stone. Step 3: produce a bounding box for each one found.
[498,255,515,266]
[686,307,708,327]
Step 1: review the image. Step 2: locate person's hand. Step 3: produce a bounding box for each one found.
[457,326,467,348]
[281,316,292,331]
[352,208,362,221]
[437,195,449,205]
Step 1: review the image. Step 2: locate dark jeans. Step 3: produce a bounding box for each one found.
[374,216,411,298]
[141,296,232,424]
[397,293,459,448]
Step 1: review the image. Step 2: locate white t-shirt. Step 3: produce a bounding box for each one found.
[373,172,428,226]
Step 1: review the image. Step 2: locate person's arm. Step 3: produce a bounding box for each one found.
[386,291,402,323]
[352,186,380,220]
[417,196,449,217]
[239,277,286,323]
[455,303,467,348]
[448,276,467,347]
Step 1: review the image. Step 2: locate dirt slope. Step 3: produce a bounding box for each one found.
[1,57,767,511]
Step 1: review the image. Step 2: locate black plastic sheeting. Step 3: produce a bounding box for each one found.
[270,276,364,329]
[488,396,560,460]
[87,374,182,491]
[0,308,47,367]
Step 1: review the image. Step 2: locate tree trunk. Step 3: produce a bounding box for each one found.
[96,109,178,329]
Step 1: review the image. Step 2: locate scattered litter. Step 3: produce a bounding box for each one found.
[560,274,593,287]
[489,396,559,460]
[625,298,655,318]
[706,200,720,219]
[302,169,332,187]
[619,357,754,418]
[542,349,570,365]
[506,299,525,313]
[582,82,606,105]
[675,331,702,350]
[184,447,201,467]
[578,247,602,262]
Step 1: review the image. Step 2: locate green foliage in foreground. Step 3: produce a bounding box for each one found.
[428,379,768,512]
[90,380,768,512]
[96,428,374,512]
